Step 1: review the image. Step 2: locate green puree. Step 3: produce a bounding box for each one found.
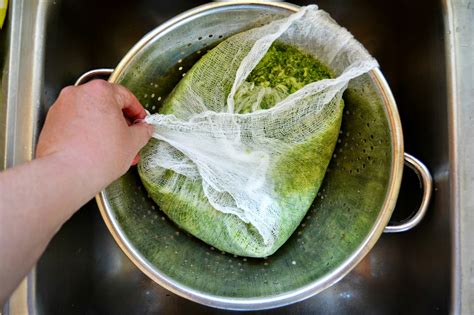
[235,43,333,113]
[248,43,332,92]
[138,41,343,257]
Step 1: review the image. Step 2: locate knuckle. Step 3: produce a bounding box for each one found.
[46,103,57,115]
[58,86,76,98]
[87,79,110,91]
[113,85,133,104]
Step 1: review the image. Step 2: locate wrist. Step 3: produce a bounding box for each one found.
[41,150,111,194]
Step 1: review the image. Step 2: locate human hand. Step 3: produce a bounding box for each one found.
[36,80,153,189]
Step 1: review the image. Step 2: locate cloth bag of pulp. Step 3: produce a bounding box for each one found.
[139,5,378,257]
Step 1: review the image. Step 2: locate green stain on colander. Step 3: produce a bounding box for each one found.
[104,39,391,296]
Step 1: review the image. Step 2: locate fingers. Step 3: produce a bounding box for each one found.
[74,80,153,166]
[129,122,154,155]
[110,83,148,121]
[78,80,148,121]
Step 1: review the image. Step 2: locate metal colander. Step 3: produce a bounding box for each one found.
[76,1,432,310]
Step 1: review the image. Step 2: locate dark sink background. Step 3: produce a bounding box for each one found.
[37,0,450,314]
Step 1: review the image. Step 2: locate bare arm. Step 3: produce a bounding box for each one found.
[0,80,153,305]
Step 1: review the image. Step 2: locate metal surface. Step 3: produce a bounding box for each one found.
[0,0,47,168]
[74,68,114,86]
[0,0,457,313]
[1,0,48,314]
[445,0,474,313]
[384,153,433,233]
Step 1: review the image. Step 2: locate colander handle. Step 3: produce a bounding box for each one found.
[74,68,114,86]
[384,153,433,233]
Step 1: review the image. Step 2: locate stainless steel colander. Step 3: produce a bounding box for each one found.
[75,1,432,310]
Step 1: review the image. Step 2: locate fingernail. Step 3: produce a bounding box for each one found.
[131,155,140,166]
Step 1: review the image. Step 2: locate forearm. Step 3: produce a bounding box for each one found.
[0,153,102,304]
[0,80,151,306]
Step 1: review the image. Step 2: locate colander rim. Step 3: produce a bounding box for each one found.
[96,1,404,310]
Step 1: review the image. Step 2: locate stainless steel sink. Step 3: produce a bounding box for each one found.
[1,0,473,313]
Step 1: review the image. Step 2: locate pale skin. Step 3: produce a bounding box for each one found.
[0,80,154,305]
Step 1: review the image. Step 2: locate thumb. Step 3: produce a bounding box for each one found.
[129,122,154,153]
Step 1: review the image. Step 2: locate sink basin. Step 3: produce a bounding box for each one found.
[3,0,469,313]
